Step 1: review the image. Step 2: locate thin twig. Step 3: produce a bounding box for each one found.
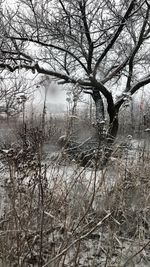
[123,240,150,267]
[42,212,111,267]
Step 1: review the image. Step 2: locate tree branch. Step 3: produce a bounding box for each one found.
[126,5,150,91]
[8,37,88,73]
[79,0,94,74]
[58,0,72,35]
[89,77,114,104]
[29,0,40,41]
[115,74,150,110]
[0,62,94,88]
[1,50,33,62]
[93,0,136,77]
[0,62,74,81]
[101,57,130,84]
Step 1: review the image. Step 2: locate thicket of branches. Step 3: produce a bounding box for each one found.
[0,0,150,140]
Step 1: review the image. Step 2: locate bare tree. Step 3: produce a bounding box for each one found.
[0,72,32,122]
[0,0,150,145]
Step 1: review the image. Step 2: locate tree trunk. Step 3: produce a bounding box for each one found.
[91,90,105,139]
[91,90,119,167]
[108,111,119,141]
[102,108,119,167]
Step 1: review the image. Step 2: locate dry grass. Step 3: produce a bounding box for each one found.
[0,117,149,267]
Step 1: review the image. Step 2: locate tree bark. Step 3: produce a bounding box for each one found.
[91,90,105,138]
[91,90,119,167]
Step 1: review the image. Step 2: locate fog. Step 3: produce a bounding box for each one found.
[33,81,67,114]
